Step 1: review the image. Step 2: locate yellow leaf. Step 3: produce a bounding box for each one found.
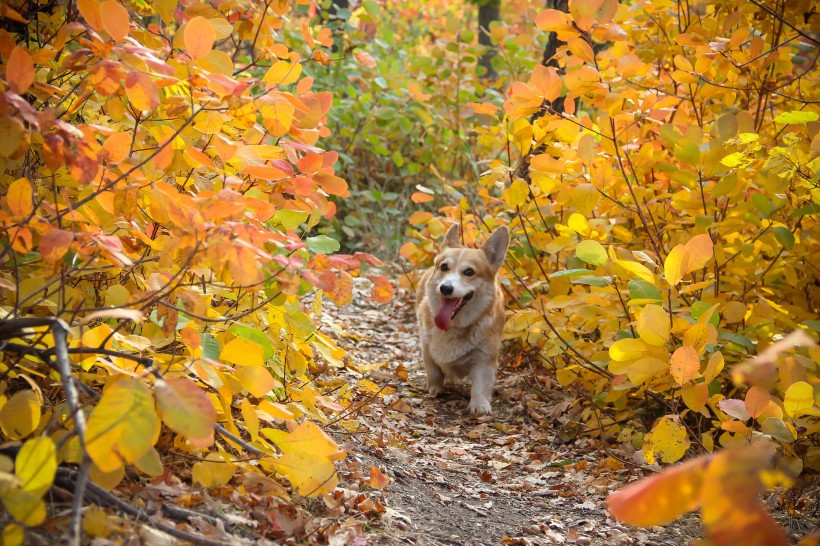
[0,478,46,526]
[783,381,813,418]
[220,337,264,367]
[681,382,709,412]
[6,177,33,218]
[2,523,24,546]
[258,400,295,421]
[670,345,700,385]
[192,452,236,487]
[89,461,124,491]
[567,213,590,236]
[643,415,691,464]
[241,398,260,442]
[133,446,163,477]
[609,338,649,361]
[81,324,114,349]
[259,95,295,137]
[614,257,655,284]
[664,244,689,285]
[236,366,278,398]
[15,437,56,497]
[154,377,216,448]
[627,357,668,385]
[82,505,113,538]
[0,390,40,440]
[636,304,670,346]
[506,178,529,207]
[703,351,724,382]
[85,377,159,472]
[683,323,716,355]
[263,421,344,496]
[263,61,302,86]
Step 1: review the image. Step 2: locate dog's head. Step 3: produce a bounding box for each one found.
[427,224,509,331]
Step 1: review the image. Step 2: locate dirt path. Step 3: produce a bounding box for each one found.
[320,280,702,545]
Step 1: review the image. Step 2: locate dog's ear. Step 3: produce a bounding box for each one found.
[442,224,461,248]
[481,226,509,269]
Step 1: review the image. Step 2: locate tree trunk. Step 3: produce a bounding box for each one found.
[478,0,501,79]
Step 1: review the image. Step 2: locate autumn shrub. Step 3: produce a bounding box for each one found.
[0,0,393,543]
[401,0,819,542]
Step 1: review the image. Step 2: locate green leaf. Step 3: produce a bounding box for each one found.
[790,203,819,217]
[229,324,274,359]
[201,333,220,361]
[760,417,795,442]
[773,111,819,124]
[691,301,719,326]
[773,227,794,249]
[751,193,774,217]
[576,240,607,267]
[628,279,662,302]
[550,268,593,278]
[306,235,340,255]
[571,276,611,287]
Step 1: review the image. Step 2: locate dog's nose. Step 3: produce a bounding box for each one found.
[440,283,454,296]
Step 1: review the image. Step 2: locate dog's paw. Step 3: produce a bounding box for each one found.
[428,385,443,397]
[468,399,492,414]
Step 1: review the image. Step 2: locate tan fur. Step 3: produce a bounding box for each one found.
[416,225,509,414]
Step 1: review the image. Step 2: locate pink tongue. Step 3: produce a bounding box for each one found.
[435,298,460,331]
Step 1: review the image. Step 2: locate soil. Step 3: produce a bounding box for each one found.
[319,279,711,545]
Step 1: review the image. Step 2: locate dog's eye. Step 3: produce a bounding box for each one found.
[464,268,475,276]
[440,263,449,272]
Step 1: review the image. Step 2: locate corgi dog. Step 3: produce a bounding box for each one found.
[416,224,509,414]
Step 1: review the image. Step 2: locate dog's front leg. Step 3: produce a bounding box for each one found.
[468,359,496,414]
[423,347,445,397]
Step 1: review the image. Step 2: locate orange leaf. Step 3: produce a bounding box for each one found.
[745,386,771,419]
[408,211,433,225]
[684,234,713,271]
[567,37,595,63]
[369,275,394,304]
[77,0,104,32]
[314,173,349,196]
[607,456,707,526]
[102,131,131,163]
[39,229,74,265]
[7,177,33,218]
[535,9,571,32]
[100,0,130,41]
[6,46,34,94]
[670,345,700,385]
[354,51,377,69]
[125,71,160,112]
[410,191,434,203]
[185,17,216,61]
[369,466,390,489]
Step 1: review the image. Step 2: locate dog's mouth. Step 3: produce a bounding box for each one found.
[434,292,474,331]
